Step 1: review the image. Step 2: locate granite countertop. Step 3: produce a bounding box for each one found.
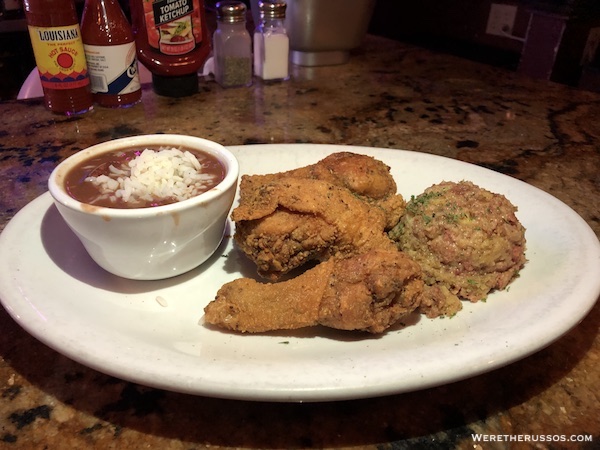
[0,34,599,449]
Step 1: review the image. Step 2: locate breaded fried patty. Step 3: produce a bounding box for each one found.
[389,181,527,317]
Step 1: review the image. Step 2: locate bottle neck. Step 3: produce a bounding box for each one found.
[260,17,285,30]
[81,0,133,45]
[218,20,247,30]
[23,0,79,26]
[257,18,287,34]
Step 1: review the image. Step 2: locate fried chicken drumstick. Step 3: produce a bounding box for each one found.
[204,249,423,334]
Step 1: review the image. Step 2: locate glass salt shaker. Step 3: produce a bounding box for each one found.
[253,0,289,81]
[213,1,253,88]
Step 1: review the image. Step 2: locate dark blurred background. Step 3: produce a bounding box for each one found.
[1,0,600,101]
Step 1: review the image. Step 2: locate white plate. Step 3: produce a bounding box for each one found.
[1,144,599,402]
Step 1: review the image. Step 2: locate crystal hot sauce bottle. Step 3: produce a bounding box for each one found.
[81,0,142,107]
[23,0,93,115]
[130,0,210,97]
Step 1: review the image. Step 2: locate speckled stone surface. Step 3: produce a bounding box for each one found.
[0,35,598,449]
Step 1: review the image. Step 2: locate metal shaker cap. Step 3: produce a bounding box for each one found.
[216,1,247,23]
[258,0,287,19]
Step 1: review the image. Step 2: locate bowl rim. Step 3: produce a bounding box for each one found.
[48,134,239,218]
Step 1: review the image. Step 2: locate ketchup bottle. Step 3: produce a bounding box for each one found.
[130,0,211,97]
[81,0,142,108]
[23,0,93,115]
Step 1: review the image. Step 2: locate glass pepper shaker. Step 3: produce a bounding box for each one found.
[253,0,289,81]
[213,1,253,88]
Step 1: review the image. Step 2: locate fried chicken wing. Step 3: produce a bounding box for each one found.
[204,249,423,334]
[239,152,405,229]
[233,177,397,279]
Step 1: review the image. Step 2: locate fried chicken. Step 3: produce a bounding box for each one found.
[232,177,397,280]
[239,152,405,229]
[204,249,423,334]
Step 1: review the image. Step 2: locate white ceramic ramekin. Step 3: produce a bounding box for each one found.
[48,134,239,280]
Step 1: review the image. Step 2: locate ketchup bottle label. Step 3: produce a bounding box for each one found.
[27,24,90,90]
[84,43,141,95]
[142,0,203,55]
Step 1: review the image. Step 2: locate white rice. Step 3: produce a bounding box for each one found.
[155,295,168,307]
[85,147,219,205]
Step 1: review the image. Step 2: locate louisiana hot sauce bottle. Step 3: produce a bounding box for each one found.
[23,0,93,115]
[81,0,142,108]
[130,0,210,97]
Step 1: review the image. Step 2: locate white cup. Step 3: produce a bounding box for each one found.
[48,134,239,280]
